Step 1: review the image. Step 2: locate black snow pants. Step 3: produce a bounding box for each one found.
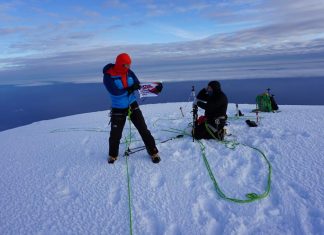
[109,102,158,157]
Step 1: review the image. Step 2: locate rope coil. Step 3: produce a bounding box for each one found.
[162,125,272,203]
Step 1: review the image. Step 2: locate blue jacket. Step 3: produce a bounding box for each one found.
[103,63,140,109]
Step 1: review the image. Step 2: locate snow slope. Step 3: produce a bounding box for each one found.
[0,102,323,235]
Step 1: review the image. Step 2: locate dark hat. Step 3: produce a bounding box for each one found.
[208,80,221,92]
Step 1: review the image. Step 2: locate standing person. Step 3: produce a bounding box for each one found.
[192,80,228,140]
[103,53,161,164]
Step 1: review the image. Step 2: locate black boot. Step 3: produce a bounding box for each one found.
[108,156,118,164]
[151,153,161,163]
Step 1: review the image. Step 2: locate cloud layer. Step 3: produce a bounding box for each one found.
[1,0,324,85]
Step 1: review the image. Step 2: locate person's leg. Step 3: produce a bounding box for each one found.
[109,113,127,158]
[130,108,158,156]
[214,118,226,140]
[206,123,225,140]
[193,123,211,139]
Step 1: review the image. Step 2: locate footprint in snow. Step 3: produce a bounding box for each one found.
[206,219,224,235]
[44,181,79,204]
[308,208,324,233]
[288,182,310,201]
[150,172,165,188]
[192,196,224,233]
[84,148,95,157]
[82,136,90,145]
[184,171,198,188]
[134,202,163,235]
[108,186,122,205]
[55,167,67,178]
[55,184,79,201]
[164,223,181,235]
[257,129,274,139]
[266,143,280,156]
[300,131,311,138]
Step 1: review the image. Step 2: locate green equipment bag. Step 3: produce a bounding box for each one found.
[256,93,272,112]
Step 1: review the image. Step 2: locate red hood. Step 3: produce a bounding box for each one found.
[114,53,131,74]
[106,53,132,88]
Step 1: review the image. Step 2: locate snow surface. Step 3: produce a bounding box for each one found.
[0,102,323,235]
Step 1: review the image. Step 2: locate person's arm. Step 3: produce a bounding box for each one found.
[194,88,208,110]
[126,70,141,94]
[103,73,113,92]
[127,83,141,94]
[197,100,207,110]
[103,73,125,95]
[196,88,208,101]
[130,70,140,86]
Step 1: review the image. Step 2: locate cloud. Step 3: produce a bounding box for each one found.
[177,2,211,12]
[0,1,23,22]
[103,0,128,9]
[1,0,324,85]
[0,26,31,36]
[30,6,60,18]
[105,24,125,31]
[132,0,210,17]
[200,0,324,38]
[155,24,207,41]
[7,29,96,55]
[1,35,324,85]
[73,6,102,18]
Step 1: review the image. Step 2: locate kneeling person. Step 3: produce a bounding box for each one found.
[192,81,228,140]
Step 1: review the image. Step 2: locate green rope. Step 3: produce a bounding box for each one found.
[124,107,133,235]
[125,154,133,235]
[162,126,272,203]
[50,127,108,133]
[161,127,188,136]
[227,115,261,121]
[152,117,191,127]
[202,122,271,203]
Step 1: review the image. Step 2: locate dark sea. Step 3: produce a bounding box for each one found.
[1,77,323,132]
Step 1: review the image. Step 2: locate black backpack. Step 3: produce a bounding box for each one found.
[270,95,279,111]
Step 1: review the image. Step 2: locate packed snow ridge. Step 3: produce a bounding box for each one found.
[1,102,323,235]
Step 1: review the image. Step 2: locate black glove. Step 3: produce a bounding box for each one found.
[156,83,163,93]
[127,83,141,94]
[133,83,141,90]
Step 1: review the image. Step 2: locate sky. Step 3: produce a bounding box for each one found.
[1,0,324,85]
